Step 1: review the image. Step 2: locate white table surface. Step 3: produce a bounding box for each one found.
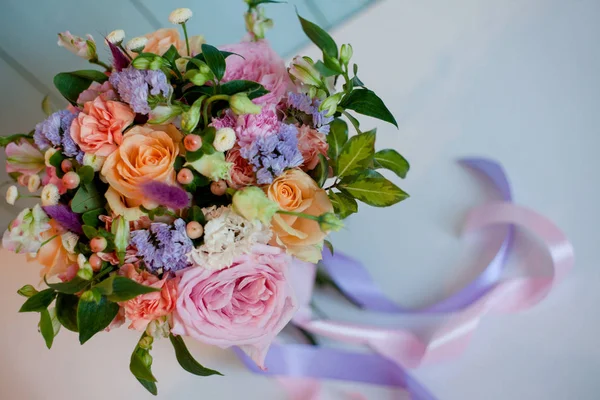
[1,0,599,399]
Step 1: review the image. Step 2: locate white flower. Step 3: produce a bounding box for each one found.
[44,148,58,167]
[188,206,272,271]
[213,128,236,152]
[61,232,79,253]
[57,31,97,60]
[83,153,106,172]
[2,205,51,254]
[77,253,88,269]
[106,29,125,45]
[41,184,60,206]
[5,185,18,205]
[169,8,193,24]
[126,36,148,52]
[27,174,41,193]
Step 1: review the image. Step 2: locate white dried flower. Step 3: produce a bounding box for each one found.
[169,8,193,24]
[5,185,18,205]
[61,232,79,253]
[188,206,272,271]
[126,36,148,52]
[106,29,125,45]
[41,184,60,206]
[44,148,58,167]
[27,174,41,193]
[213,128,236,152]
[83,153,106,172]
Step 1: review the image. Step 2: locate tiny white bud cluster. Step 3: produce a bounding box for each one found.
[106,29,125,45]
[169,8,193,24]
[126,36,148,52]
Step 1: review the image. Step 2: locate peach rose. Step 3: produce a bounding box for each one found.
[27,220,76,278]
[226,147,256,189]
[297,125,329,171]
[119,263,178,331]
[101,124,181,208]
[267,169,333,262]
[142,28,204,56]
[70,97,135,157]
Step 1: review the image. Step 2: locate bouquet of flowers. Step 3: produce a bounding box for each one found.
[2,1,409,394]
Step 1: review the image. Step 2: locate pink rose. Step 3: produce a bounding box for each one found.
[70,97,135,157]
[297,125,329,171]
[77,81,117,104]
[220,40,292,105]
[172,244,298,368]
[119,263,178,331]
[5,139,45,176]
[226,147,256,189]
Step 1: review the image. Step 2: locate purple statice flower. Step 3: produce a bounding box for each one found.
[287,92,334,134]
[141,181,190,210]
[240,123,304,184]
[130,218,193,274]
[34,110,83,159]
[109,67,171,114]
[42,204,83,235]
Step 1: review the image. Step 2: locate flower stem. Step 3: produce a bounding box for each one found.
[118,43,133,60]
[202,94,230,127]
[182,22,191,56]
[89,58,112,72]
[276,210,320,222]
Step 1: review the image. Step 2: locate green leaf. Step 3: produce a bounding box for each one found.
[77,292,119,344]
[187,50,239,72]
[55,293,79,332]
[351,75,365,88]
[201,44,226,81]
[94,275,161,302]
[340,88,398,128]
[247,0,285,6]
[136,378,157,396]
[48,150,66,178]
[162,45,180,65]
[17,284,38,298]
[54,70,108,105]
[130,349,157,383]
[78,166,95,184]
[297,14,338,59]
[324,239,334,255]
[41,95,55,117]
[82,225,98,240]
[327,119,349,162]
[309,154,328,187]
[39,309,56,349]
[339,170,409,207]
[169,334,223,376]
[71,183,103,213]
[187,205,207,225]
[82,208,104,228]
[219,80,269,99]
[45,275,90,294]
[0,133,34,148]
[19,289,56,312]
[336,131,375,178]
[374,149,410,179]
[328,190,358,219]
[314,60,340,77]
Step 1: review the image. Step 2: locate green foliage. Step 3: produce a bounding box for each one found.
[17,284,38,298]
[185,127,217,162]
[327,119,349,165]
[219,80,269,99]
[187,205,207,225]
[130,332,158,395]
[169,334,223,376]
[328,190,358,219]
[55,293,79,332]
[94,275,161,302]
[336,131,375,178]
[71,182,103,213]
[77,290,119,344]
[324,239,334,255]
[340,88,398,128]
[201,44,226,82]
[39,308,58,349]
[48,150,66,178]
[44,276,90,294]
[81,208,104,228]
[19,289,56,313]
[54,70,108,104]
[297,14,338,59]
[0,132,33,148]
[373,149,410,179]
[309,154,329,188]
[77,166,95,184]
[339,170,409,207]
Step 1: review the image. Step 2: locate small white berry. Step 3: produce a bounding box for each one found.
[213,128,236,152]
[5,185,18,205]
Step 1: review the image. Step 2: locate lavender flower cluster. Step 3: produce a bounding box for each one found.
[287,92,334,134]
[33,110,83,161]
[109,67,171,114]
[240,123,304,184]
[130,218,193,273]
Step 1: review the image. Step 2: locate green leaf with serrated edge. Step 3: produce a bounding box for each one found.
[54,70,108,104]
[339,170,409,207]
[297,14,338,59]
[45,275,90,294]
[314,60,339,77]
[82,225,98,240]
[219,80,269,99]
[340,88,398,128]
[71,183,103,213]
[324,239,334,255]
[309,154,329,187]
[328,190,358,219]
[39,309,55,349]
[82,208,104,228]
[201,44,226,81]
[19,289,56,313]
[77,292,119,344]
[327,119,348,163]
[78,165,95,184]
[336,131,375,178]
[170,334,223,376]
[56,293,79,332]
[374,149,410,179]
[94,275,160,302]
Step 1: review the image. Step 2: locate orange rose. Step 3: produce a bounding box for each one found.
[27,220,76,278]
[70,97,135,157]
[142,28,204,56]
[101,124,181,208]
[267,169,333,262]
